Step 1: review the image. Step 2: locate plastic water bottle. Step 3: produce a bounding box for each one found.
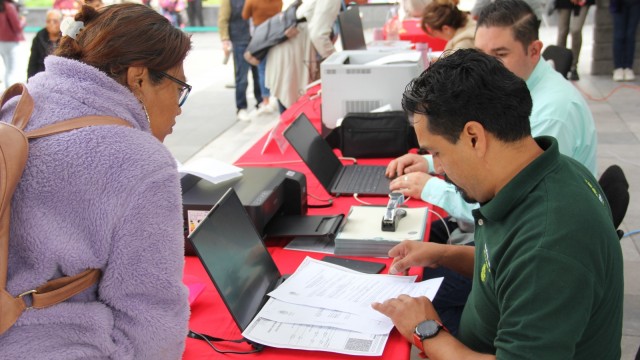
[416,42,431,70]
[385,5,400,41]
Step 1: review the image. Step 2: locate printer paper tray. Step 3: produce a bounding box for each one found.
[264,214,344,241]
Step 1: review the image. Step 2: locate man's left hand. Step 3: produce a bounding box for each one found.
[372,294,440,341]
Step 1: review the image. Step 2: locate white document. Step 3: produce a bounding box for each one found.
[177,157,242,184]
[268,257,443,322]
[257,298,394,334]
[242,317,389,356]
[365,51,421,66]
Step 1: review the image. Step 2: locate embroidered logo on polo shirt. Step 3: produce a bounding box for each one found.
[584,178,605,205]
[481,243,492,283]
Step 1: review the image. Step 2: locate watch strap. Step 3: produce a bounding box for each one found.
[412,319,448,359]
[412,333,429,359]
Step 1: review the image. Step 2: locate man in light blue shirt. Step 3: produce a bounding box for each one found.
[386,0,596,226]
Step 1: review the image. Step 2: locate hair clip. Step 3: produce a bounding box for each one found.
[60,17,85,39]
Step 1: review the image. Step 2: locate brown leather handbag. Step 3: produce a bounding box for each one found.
[0,83,131,334]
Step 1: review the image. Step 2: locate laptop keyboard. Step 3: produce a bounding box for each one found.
[339,166,386,193]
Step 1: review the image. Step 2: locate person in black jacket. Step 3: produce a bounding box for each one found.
[27,9,62,79]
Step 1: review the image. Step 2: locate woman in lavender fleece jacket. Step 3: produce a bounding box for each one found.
[0,4,191,359]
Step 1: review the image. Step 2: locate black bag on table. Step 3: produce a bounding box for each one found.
[325,111,419,158]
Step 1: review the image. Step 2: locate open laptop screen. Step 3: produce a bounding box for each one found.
[188,188,281,331]
[284,114,343,192]
[338,6,366,51]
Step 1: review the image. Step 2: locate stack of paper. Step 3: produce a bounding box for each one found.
[177,157,242,184]
[334,206,428,257]
[242,257,443,356]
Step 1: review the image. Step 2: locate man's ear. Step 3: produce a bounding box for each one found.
[463,121,487,157]
[126,66,148,98]
[529,39,543,61]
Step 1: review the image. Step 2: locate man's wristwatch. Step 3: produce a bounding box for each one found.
[412,320,447,358]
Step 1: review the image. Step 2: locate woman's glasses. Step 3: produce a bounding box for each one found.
[158,71,192,107]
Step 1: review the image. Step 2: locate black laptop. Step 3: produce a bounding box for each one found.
[188,188,287,333]
[337,5,367,51]
[283,114,391,196]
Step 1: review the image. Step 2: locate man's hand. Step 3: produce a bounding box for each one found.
[389,172,433,199]
[387,240,444,275]
[386,153,429,178]
[284,25,299,39]
[222,40,232,56]
[372,295,440,341]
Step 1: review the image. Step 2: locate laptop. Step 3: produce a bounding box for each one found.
[187,188,287,333]
[337,5,366,51]
[283,114,391,196]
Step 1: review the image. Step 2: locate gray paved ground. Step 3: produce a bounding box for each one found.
[3,14,639,359]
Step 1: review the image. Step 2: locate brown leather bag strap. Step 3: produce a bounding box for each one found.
[12,114,132,309]
[26,116,132,139]
[0,84,133,335]
[0,85,33,334]
[0,124,29,290]
[30,269,102,309]
[18,115,132,306]
[0,83,34,130]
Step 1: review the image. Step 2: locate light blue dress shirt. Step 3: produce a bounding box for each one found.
[420,58,597,222]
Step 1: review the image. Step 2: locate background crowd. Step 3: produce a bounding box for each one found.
[2,0,637,97]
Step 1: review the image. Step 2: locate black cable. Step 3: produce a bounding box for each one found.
[187,330,264,355]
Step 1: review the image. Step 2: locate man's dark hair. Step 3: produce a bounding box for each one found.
[402,48,532,144]
[477,0,540,50]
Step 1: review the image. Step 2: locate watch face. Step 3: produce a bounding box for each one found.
[416,320,441,339]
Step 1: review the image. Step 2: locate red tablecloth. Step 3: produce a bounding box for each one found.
[383,18,448,51]
[183,110,434,359]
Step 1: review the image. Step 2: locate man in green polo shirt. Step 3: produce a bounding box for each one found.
[372,49,623,359]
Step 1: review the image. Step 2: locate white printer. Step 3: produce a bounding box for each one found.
[320,50,425,131]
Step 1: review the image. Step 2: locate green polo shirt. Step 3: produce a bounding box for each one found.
[457,137,623,359]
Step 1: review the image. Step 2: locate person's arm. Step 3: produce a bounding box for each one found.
[387,152,479,222]
[100,164,189,359]
[387,240,475,278]
[306,0,341,59]
[373,294,496,360]
[387,153,431,199]
[386,153,429,178]
[375,251,598,359]
[424,153,436,173]
[5,2,25,33]
[373,238,489,360]
[421,177,479,223]
[218,0,231,41]
[27,36,41,79]
[241,0,252,20]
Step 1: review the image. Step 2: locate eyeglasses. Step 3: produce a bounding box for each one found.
[157,71,192,107]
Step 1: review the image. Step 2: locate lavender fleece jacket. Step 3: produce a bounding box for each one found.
[0,56,189,359]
